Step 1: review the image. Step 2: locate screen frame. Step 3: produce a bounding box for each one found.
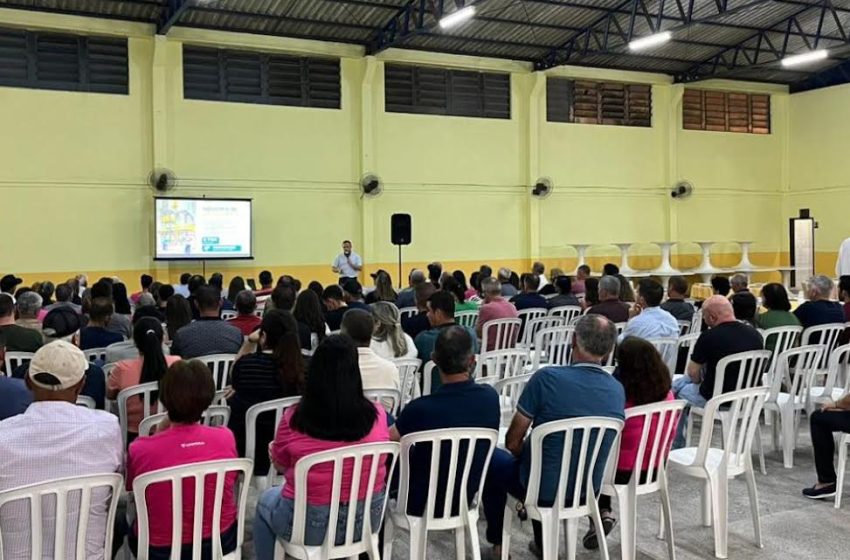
[153,196,254,261]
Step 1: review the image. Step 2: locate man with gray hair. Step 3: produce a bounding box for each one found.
[498,267,518,297]
[587,275,630,323]
[477,276,519,350]
[482,314,625,556]
[396,269,426,309]
[794,275,845,329]
[729,273,749,295]
[15,291,43,334]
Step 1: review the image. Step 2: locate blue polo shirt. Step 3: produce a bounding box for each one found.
[517,363,625,505]
[0,376,31,420]
[394,379,500,516]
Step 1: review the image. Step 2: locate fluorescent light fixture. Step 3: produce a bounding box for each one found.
[781,49,828,67]
[439,5,476,29]
[628,31,672,51]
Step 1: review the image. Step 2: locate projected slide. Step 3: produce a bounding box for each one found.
[155,198,253,260]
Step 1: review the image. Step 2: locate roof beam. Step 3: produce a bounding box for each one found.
[367,0,487,55]
[158,0,194,34]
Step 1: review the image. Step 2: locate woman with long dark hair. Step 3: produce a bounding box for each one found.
[224,276,246,310]
[107,317,180,439]
[755,282,800,351]
[583,277,600,308]
[164,294,193,342]
[228,309,305,474]
[252,335,389,558]
[465,271,481,300]
[292,289,326,349]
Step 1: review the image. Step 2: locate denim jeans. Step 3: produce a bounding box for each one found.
[672,376,708,449]
[253,487,385,560]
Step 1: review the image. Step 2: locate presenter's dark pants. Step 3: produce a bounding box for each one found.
[810,409,850,483]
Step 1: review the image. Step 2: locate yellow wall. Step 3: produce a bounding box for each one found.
[0,9,805,287]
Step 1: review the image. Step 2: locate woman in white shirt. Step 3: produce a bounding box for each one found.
[370,301,417,360]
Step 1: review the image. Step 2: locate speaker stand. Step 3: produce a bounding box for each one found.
[396,244,403,289]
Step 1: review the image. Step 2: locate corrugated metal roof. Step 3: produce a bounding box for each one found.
[1,0,850,86]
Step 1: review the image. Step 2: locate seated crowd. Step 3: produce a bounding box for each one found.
[0,263,849,559]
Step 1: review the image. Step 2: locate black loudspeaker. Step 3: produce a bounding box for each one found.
[391,213,412,245]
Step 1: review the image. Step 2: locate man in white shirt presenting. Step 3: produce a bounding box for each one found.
[837,237,850,277]
[332,240,363,284]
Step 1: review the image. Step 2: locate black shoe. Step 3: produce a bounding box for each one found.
[528,540,542,559]
[582,516,617,550]
[802,484,836,500]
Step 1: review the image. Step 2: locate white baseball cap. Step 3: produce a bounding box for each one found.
[28,340,88,391]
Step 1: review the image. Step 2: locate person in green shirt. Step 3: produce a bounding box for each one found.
[755,283,800,352]
[442,275,479,313]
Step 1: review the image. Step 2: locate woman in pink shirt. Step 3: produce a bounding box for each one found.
[586,337,675,550]
[124,360,239,559]
[107,318,180,440]
[253,335,390,559]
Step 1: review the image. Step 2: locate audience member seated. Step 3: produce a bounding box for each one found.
[365,270,397,304]
[794,275,846,329]
[672,296,763,447]
[123,360,240,559]
[41,305,81,344]
[755,283,800,339]
[466,271,483,301]
[0,293,43,354]
[620,279,679,342]
[263,281,295,317]
[803,389,850,500]
[443,275,479,313]
[45,283,82,314]
[228,290,263,336]
[172,286,243,359]
[603,263,620,276]
[110,282,134,333]
[511,274,548,311]
[731,291,758,326]
[584,277,600,308]
[0,273,23,297]
[0,373,31,420]
[840,276,850,321]
[156,284,174,315]
[14,291,42,335]
[88,280,132,340]
[163,293,191,343]
[660,276,695,322]
[711,275,731,297]
[730,273,749,295]
[481,315,625,557]
[185,275,207,320]
[322,284,349,332]
[222,276,245,311]
[547,275,580,309]
[105,306,168,363]
[617,273,636,302]
[427,262,443,289]
[397,269,426,309]
[591,338,674,549]
[572,264,591,295]
[130,274,154,305]
[255,270,275,296]
[253,336,390,558]
[342,309,400,392]
[532,261,549,290]
[418,291,478,390]
[0,341,122,560]
[371,301,417,360]
[79,297,125,350]
[401,282,436,340]
[228,309,304,476]
[477,277,519,351]
[587,275,629,323]
[498,267,518,298]
[108,318,180,440]
[173,272,191,298]
[390,326,500,515]
[342,279,370,311]
[293,289,327,350]
[36,281,55,315]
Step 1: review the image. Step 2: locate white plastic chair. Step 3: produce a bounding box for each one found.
[647,338,679,379]
[392,358,422,410]
[84,347,108,363]
[674,333,701,382]
[384,428,498,560]
[0,473,122,559]
[529,325,575,371]
[836,434,850,509]
[808,344,850,412]
[273,442,400,560]
[690,309,704,335]
[474,348,529,385]
[516,308,548,347]
[221,310,238,320]
[763,345,824,468]
[602,400,685,560]
[761,325,803,386]
[132,458,253,560]
[492,373,534,427]
[520,315,565,351]
[200,353,238,391]
[668,387,768,560]
[500,417,624,560]
[76,395,96,409]
[677,320,691,336]
[399,307,419,321]
[116,381,162,448]
[138,405,232,436]
[245,396,301,488]
[423,361,437,396]
[3,351,34,376]
[454,310,478,329]
[480,318,521,353]
[548,305,582,324]
[801,322,846,373]
[364,387,402,416]
[614,322,627,335]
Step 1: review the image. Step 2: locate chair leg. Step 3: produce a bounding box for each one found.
[659,478,677,560]
[744,465,763,548]
[368,534,382,560]
[618,488,637,560]
[771,415,780,453]
[686,412,694,447]
[539,513,559,560]
[589,502,611,560]
[455,527,466,560]
[780,407,796,469]
[408,520,428,560]
[701,480,712,527]
[837,439,848,510]
[564,517,579,560]
[382,516,395,560]
[467,513,483,560]
[500,502,514,560]
[709,473,728,559]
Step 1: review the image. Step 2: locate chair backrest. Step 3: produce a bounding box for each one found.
[677,333,701,370]
[117,381,162,447]
[480,318,521,353]
[711,349,773,396]
[76,395,96,409]
[245,396,302,470]
[138,405,232,437]
[132,458,253,560]
[399,307,419,321]
[762,325,803,377]
[397,428,498,523]
[454,310,478,329]
[83,347,108,363]
[364,388,402,416]
[694,387,768,472]
[0,473,122,559]
[614,322,627,335]
[474,348,529,384]
[220,310,238,321]
[677,320,691,336]
[288,442,400,558]
[530,325,575,370]
[200,353,237,391]
[620,400,686,494]
[4,351,34,376]
[820,344,850,396]
[101,362,117,379]
[768,345,825,402]
[517,308,548,343]
[524,417,624,517]
[392,358,422,410]
[492,373,534,425]
[802,323,846,370]
[548,305,582,324]
[519,315,565,348]
[690,308,704,335]
[422,361,437,396]
[647,338,679,378]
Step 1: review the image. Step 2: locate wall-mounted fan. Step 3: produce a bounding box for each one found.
[671,180,694,199]
[360,173,383,198]
[148,168,177,193]
[532,177,553,199]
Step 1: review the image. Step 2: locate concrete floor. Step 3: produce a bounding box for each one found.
[241,417,850,559]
